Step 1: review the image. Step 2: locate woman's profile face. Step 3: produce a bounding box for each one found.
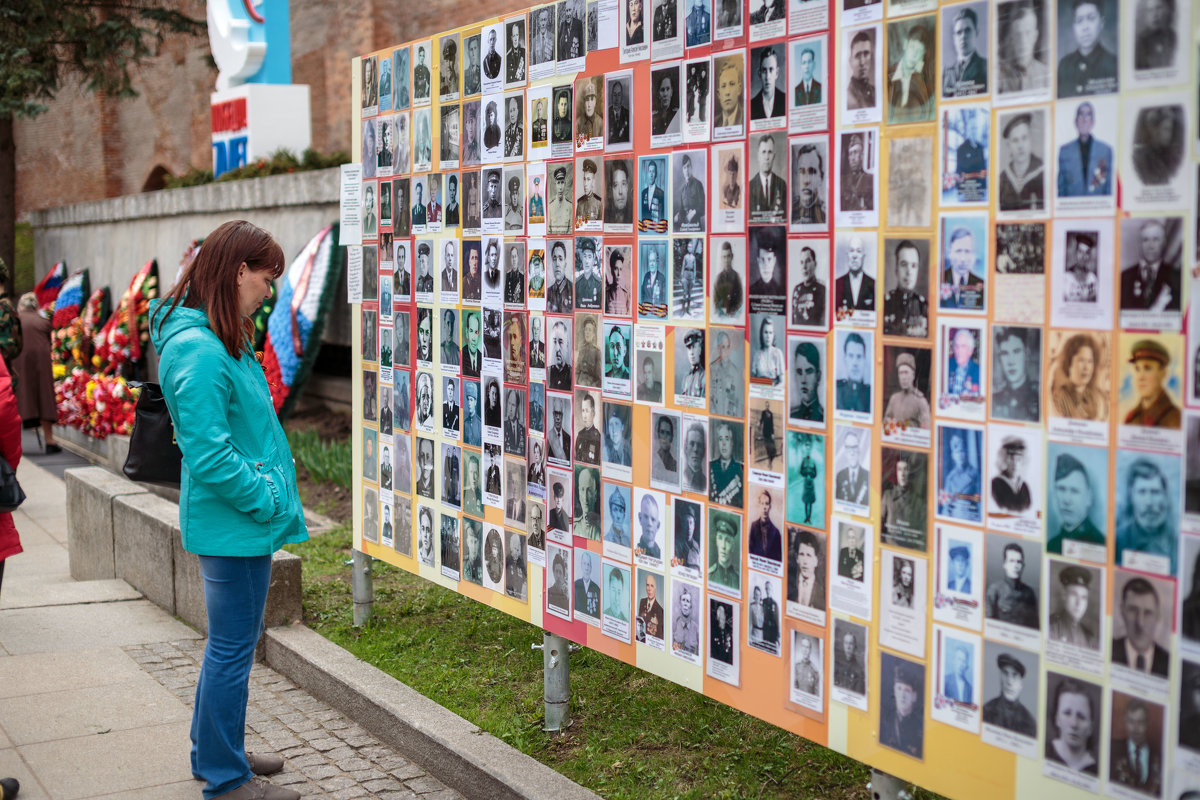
[1068,344,1095,388]
[1055,691,1093,750]
[238,268,275,317]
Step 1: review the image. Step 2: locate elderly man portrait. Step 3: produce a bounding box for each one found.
[1057,101,1113,198]
[834,234,874,314]
[1116,458,1176,573]
[1120,220,1181,313]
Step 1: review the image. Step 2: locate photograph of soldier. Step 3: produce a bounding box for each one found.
[833,620,867,696]
[1119,218,1182,315]
[575,158,603,227]
[547,164,574,235]
[716,146,742,214]
[545,240,573,313]
[685,56,710,131]
[549,86,573,149]
[990,434,1038,516]
[1120,338,1181,429]
[834,330,873,416]
[638,156,668,230]
[1115,453,1178,575]
[880,448,928,550]
[879,654,925,758]
[881,349,931,437]
[557,0,585,61]
[571,466,599,539]
[1056,101,1113,199]
[709,238,745,324]
[834,427,870,511]
[787,526,826,610]
[529,7,555,70]
[573,549,601,620]
[843,27,878,115]
[604,159,634,226]
[940,3,988,98]
[1056,0,1117,97]
[838,131,875,212]
[938,426,982,523]
[393,47,411,109]
[996,0,1049,95]
[573,77,602,143]
[503,241,525,305]
[985,536,1039,630]
[789,338,824,424]
[651,65,682,137]
[749,44,787,125]
[997,111,1046,212]
[503,97,524,160]
[790,139,827,228]
[574,315,602,388]
[881,238,929,338]
[604,245,633,316]
[885,137,931,228]
[1108,693,1165,796]
[707,419,744,508]
[707,509,741,595]
[747,133,786,224]
[638,241,670,319]
[886,16,935,124]
[788,241,826,328]
[673,151,706,231]
[1047,562,1100,649]
[685,0,711,45]
[672,238,704,320]
[504,19,525,86]
[1132,0,1178,71]
[942,106,988,204]
[991,327,1041,422]
[712,53,745,134]
[1046,447,1106,557]
[982,648,1038,738]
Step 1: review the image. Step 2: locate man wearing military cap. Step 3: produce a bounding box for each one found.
[1049,565,1098,648]
[1047,452,1104,556]
[482,170,503,219]
[440,40,458,97]
[1123,339,1180,428]
[882,240,929,337]
[992,327,1040,423]
[576,159,603,223]
[982,652,1037,737]
[415,242,434,293]
[879,659,924,757]
[679,328,705,398]
[575,238,602,309]
[991,436,1031,512]
[504,175,524,230]
[548,165,574,234]
[882,352,930,432]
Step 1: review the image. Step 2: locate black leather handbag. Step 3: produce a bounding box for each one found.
[0,456,26,513]
[122,382,182,487]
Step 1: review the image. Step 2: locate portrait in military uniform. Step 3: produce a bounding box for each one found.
[637,155,669,230]
[939,322,985,415]
[1046,561,1102,651]
[832,619,867,701]
[879,653,925,759]
[573,314,603,387]
[650,64,683,140]
[708,236,746,324]
[549,84,573,147]
[940,105,989,205]
[671,237,705,321]
[991,327,1041,423]
[684,57,711,135]
[604,158,635,228]
[546,163,575,236]
[994,0,1050,100]
[605,74,633,150]
[1055,0,1118,98]
[502,169,525,233]
[881,347,931,445]
[707,418,745,509]
[881,238,930,338]
[392,47,411,110]
[937,425,983,524]
[638,240,670,319]
[672,150,707,232]
[707,508,742,594]
[836,129,877,221]
[1117,335,1183,431]
[502,94,524,161]
[788,337,825,427]
[785,433,825,529]
[787,239,827,330]
[981,642,1039,742]
[985,430,1043,536]
[833,232,877,323]
[841,24,881,124]
[996,109,1047,214]
[833,329,874,420]
[983,533,1040,631]
[574,158,604,229]
[1108,692,1166,797]
[503,18,526,87]
[880,447,928,551]
[790,136,829,233]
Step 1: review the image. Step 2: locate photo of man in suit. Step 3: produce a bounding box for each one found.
[639,159,667,224]
[1112,577,1169,677]
[835,333,871,413]
[637,572,665,640]
[940,226,985,310]
[946,545,971,593]
[750,45,786,122]
[793,46,821,105]
[942,5,987,97]
[837,522,865,580]
[1057,101,1113,197]
[834,234,875,313]
[790,529,825,610]
[748,133,786,223]
[1120,220,1181,313]
[835,431,869,508]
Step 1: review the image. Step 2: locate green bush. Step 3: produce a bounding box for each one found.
[286,428,351,490]
[162,148,350,190]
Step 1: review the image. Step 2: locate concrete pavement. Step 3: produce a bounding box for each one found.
[0,432,462,800]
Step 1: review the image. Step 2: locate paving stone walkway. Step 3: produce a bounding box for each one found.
[127,638,462,800]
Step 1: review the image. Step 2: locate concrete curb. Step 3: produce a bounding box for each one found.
[264,625,602,800]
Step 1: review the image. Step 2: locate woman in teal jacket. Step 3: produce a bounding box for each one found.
[151,220,308,800]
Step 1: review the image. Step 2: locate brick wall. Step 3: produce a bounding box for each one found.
[13,0,534,220]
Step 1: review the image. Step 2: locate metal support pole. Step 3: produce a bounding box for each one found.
[869,768,915,800]
[531,632,573,732]
[351,549,374,627]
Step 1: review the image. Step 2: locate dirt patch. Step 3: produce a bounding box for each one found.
[286,405,353,441]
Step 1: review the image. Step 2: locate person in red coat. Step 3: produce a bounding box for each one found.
[0,354,24,599]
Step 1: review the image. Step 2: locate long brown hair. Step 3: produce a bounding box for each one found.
[156,220,285,358]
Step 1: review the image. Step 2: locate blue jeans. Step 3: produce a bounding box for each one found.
[191,554,272,798]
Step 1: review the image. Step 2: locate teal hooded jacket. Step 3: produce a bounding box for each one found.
[150,299,308,556]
